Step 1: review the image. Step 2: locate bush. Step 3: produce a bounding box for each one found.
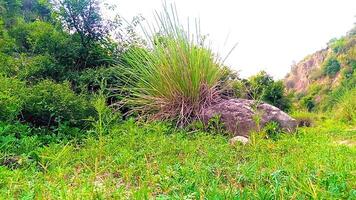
[70,66,124,95]
[22,80,95,127]
[301,96,315,112]
[16,54,60,83]
[242,71,291,111]
[329,38,346,53]
[323,58,341,77]
[119,7,224,126]
[334,88,356,123]
[0,76,27,121]
[263,81,292,111]
[263,121,283,140]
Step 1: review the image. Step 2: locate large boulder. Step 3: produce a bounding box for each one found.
[199,99,297,137]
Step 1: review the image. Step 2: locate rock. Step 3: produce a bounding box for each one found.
[229,136,249,145]
[199,99,297,137]
[284,49,328,93]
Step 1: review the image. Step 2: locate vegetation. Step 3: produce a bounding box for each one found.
[323,58,341,77]
[119,8,224,126]
[1,118,355,199]
[223,71,292,111]
[0,0,355,199]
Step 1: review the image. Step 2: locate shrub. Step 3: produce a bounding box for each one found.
[321,71,355,110]
[118,7,224,126]
[323,58,341,77]
[301,96,315,112]
[333,88,356,123]
[22,80,95,127]
[243,71,291,111]
[16,54,60,83]
[0,53,17,76]
[329,38,346,53]
[263,81,292,111]
[70,66,124,95]
[0,76,27,121]
[263,121,283,140]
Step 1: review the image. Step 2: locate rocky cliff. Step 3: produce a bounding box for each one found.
[284,31,355,95]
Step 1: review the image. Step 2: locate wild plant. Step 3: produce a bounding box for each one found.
[116,4,230,126]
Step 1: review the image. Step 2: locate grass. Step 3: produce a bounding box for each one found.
[118,4,224,126]
[334,88,356,123]
[1,117,355,199]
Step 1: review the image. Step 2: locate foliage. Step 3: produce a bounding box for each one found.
[333,88,356,123]
[263,121,283,140]
[323,58,341,77]
[300,95,315,112]
[0,76,27,121]
[70,66,123,95]
[328,37,347,53]
[52,0,130,70]
[221,70,292,111]
[118,7,224,126]
[0,0,52,27]
[245,71,291,111]
[21,80,95,127]
[187,114,228,135]
[322,71,356,110]
[54,0,107,47]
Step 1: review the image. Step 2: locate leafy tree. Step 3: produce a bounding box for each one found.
[53,0,106,48]
[247,71,274,100]
[243,71,291,111]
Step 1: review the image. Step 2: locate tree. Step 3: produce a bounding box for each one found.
[53,0,108,48]
[245,71,291,111]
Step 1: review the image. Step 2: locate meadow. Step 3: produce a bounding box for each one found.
[0,0,355,199]
[1,113,355,199]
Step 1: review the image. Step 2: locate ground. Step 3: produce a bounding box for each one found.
[0,118,355,199]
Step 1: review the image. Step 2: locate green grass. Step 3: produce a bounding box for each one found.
[1,118,355,199]
[118,5,225,126]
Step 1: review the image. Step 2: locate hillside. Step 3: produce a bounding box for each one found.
[284,28,356,112]
[285,30,355,93]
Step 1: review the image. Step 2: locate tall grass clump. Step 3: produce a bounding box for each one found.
[334,88,356,123]
[118,4,227,126]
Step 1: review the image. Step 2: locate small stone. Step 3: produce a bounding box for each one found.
[229,136,249,145]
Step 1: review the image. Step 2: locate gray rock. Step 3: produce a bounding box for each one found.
[199,99,297,137]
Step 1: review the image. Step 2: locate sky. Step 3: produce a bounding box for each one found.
[106,0,356,79]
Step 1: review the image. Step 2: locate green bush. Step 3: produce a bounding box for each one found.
[16,54,60,83]
[22,80,95,127]
[323,58,341,77]
[70,66,124,94]
[0,53,17,76]
[301,95,315,112]
[243,71,291,111]
[263,121,283,140]
[329,38,346,53]
[263,81,292,111]
[0,76,27,121]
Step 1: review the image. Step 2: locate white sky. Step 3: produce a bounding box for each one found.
[106,0,356,79]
